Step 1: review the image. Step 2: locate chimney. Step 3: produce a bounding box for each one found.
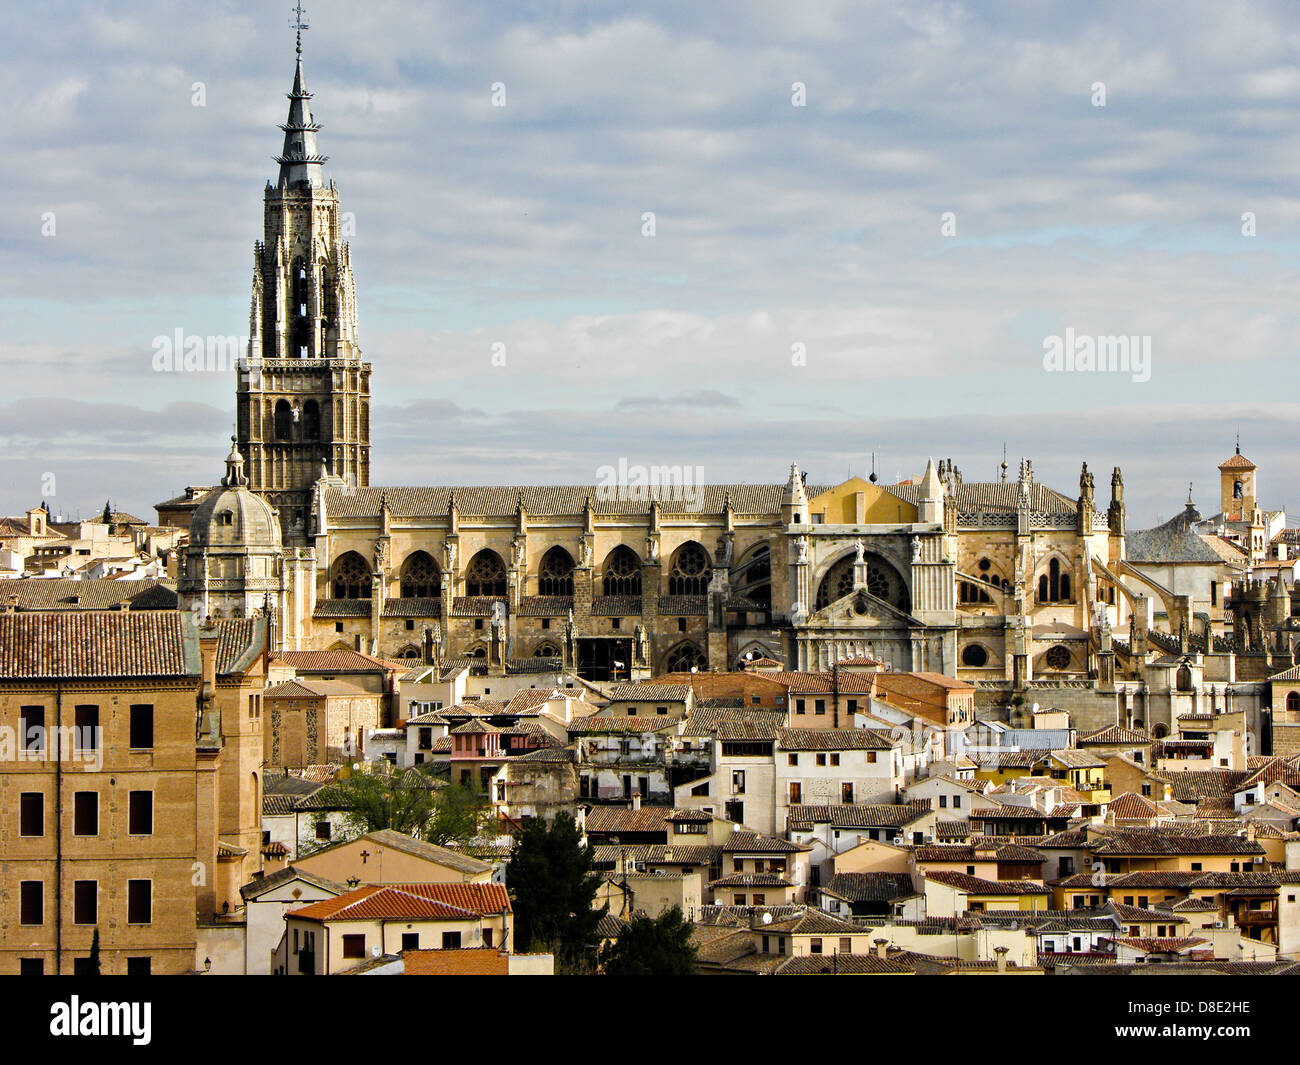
[632,791,642,811]
[873,937,889,960]
[994,945,1009,973]
[1163,782,1172,802]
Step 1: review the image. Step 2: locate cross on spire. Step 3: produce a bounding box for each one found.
[291,1,309,56]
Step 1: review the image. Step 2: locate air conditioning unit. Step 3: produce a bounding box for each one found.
[924,834,935,844]
[1212,921,1225,929]
[892,835,904,846]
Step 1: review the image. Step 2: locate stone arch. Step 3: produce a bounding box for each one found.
[814,549,910,612]
[465,549,507,597]
[274,399,293,441]
[303,399,321,441]
[734,543,771,610]
[667,541,712,595]
[664,640,707,673]
[395,643,422,660]
[602,545,642,596]
[533,640,562,658]
[331,551,371,599]
[399,550,441,598]
[734,642,776,669]
[537,546,575,597]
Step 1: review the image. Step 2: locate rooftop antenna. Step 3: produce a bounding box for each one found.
[1000,443,1008,483]
[291,0,309,56]
[869,451,878,485]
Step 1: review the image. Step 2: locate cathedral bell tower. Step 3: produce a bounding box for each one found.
[236,13,371,544]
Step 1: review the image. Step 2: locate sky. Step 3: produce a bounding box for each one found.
[2,0,1299,527]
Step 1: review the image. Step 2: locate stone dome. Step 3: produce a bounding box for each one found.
[188,439,282,550]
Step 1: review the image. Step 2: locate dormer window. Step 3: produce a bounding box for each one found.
[218,511,233,526]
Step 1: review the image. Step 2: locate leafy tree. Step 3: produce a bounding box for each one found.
[425,782,492,847]
[508,812,606,970]
[321,763,438,837]
[599,906,697,976]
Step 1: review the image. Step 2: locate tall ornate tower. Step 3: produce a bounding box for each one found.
[236,18,370,544]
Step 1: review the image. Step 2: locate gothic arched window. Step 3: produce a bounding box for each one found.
[537,547,575,597]
[1038,558,1072,603]
[400,551,441,598]
[274,400,293,441]
[332,551,371,599]
[959,580,992,604]
[602,546,642,596]
[534,641,562,658]
[668,542,712,595]
[465,550,507,597]
[665,641,707,673]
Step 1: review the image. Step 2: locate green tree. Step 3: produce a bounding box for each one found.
[320,764,438,837]
[599,906,697,975]
[425,782,491,847]
[508,812,606,971]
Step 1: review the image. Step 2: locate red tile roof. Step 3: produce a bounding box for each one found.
[288,882,510,922]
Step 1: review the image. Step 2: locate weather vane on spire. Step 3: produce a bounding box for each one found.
[291,1,310,56]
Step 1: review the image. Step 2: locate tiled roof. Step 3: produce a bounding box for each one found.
[1114,936,1207,954]
[923,871,1049,895]
[787,801,931,829]
[1107,792,1162,819]
[724,830,804,854]
[0,577,176,612]
[0,612,261,679]
[774,952,918,975]
[709,873,793,888]
[272,649,401,672]
[239,865,347,902]
[914,843,1045,864]
[305,829,492,875]
[1089,829,1264,857]
[777,727,896,751]
[288,881,510,922]
[313,599,370,617]
[583,806,672,835]
[325,483,790,519]
[823,872,918,903]
[607,683,692,702]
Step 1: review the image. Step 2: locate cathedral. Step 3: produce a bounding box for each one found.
[162,41,1292,732]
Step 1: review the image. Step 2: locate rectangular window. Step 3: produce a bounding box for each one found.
[20,792,44,836]
[677,618,686,632]
[796,699,806,715]
[815,700,826,715]
[127,880,152,924]
[816,753,826,766]
[939,794,948,808]
[73,881,97,925]
[484,927,494,948]
[732,770,746,794]
[734,894,746,906]
[839,937,852,954]
[841,782,854,804]
[126,957,151,976]
[129,704,154,749]
[847,699,858,713]
[128,791,153,836]
[20,706,44,755]
[830,753,840,767]
[342,934,366,958]
[74,705,99,753]
[953,795,961,809]
[788,753,798,766]
[20,881,43,925]
[19,958,44,976]
[810,938,823,955]
[315,821,332,841]
[752,893,766,905]
[73,791,98,836]
[401,932,420,951]
[789,782,802,804]
[441,931,462,949]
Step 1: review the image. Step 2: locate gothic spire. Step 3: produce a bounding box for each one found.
[276,4,327,187]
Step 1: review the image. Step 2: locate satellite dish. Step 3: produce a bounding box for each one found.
[352,763,360,771]
[371,945,381,958]
[1031,703,1040,714]
[761,912,772,925]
